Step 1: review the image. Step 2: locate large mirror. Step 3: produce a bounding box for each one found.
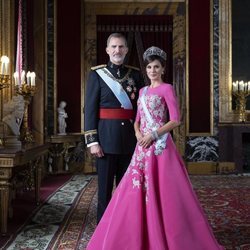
[219,0,250,122]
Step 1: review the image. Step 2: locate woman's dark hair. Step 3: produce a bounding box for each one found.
[143,55,166,68]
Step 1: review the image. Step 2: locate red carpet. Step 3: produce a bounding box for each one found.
[0,174,72,248]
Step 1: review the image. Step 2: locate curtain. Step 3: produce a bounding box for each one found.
[96,15,173,83]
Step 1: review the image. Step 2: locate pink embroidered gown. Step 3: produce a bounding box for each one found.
[87,84,224,250]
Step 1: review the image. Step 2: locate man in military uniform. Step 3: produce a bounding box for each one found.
[84,33,144,222]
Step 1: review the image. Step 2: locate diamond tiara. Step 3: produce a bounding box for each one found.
[143,46,167,61]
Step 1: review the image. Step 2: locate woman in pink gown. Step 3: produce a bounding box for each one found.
[87,46,224,250]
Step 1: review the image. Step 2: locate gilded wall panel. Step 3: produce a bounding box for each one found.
[0,0,15,103]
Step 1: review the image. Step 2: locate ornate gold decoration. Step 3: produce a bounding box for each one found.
[48,134,82,173]
[0,144,49,234]
[0,75,10,90]
[232,81,250,122]
[15,83,36,143]
[219,0,243,123]
[101,68,132,83]
[0,73,11,148]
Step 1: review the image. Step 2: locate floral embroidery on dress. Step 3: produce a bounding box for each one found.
[125,92,169,202]
[126,145,151,202]
[138,94,168,155]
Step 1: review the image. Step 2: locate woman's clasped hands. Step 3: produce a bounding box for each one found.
[135,131,154,148]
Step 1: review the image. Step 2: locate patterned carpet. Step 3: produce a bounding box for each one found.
[53,175,250,250]
[3,175,93,250]
[191,175,250,250]
[4,174,250,250]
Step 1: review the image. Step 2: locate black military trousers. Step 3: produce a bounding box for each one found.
[96,153,132,223]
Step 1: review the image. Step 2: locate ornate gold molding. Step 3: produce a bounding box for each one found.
[0,158,14,167]
[0,0,15,109]
[219,0,243,123]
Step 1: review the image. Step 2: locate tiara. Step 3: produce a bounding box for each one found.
[143,46,167,61]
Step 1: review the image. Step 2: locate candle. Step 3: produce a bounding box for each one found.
[0,55,9,75]
[26,71,31,85]
[244,82,248,91]
[236,81,239,92]
[239,81,244,91]
[248,81,250,93]
[5,56,9,75]
[21,70,25,85]
[232,81,237,92]
[13,72,19,86]
[30,72,36,86]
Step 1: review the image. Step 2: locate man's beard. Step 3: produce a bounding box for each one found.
[112,55,124,63]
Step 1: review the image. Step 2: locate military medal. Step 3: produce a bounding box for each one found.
[117,69,121,77]
[126,86,132,92]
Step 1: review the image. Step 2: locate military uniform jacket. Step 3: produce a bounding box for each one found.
[84,61,144,154]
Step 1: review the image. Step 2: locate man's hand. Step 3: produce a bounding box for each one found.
[90,144,104,158]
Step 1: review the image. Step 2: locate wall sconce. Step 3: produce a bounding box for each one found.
[232,80,250,122]
[13,70,36,143]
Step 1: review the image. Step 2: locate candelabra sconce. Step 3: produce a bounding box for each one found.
[0,74,11,90]
[14,71,36,143]
[232,80,250,123]
[15,83,36,143]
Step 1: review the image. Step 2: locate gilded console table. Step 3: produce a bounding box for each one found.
[0,143,49,234]
[47,133,95,174]
[47,133,82,173]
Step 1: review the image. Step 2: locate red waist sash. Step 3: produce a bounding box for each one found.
[99,108,135,120]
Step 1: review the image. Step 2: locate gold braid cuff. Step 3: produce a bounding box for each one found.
[84,129,98,144]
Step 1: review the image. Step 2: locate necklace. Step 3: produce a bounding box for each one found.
[102,68,132,84]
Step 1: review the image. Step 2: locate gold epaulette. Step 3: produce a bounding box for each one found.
[91,64,107,71]
[124,65,140,71]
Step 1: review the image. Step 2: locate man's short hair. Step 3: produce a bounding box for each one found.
[106,33,127,47]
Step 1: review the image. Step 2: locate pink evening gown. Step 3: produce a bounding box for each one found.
[87,83,224,250]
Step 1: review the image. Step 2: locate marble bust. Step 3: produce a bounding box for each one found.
[2,95,25,136]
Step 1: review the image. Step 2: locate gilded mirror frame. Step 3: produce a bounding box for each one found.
[219,0,249,123]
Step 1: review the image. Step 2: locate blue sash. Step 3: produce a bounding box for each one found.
[96,68,133,109]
